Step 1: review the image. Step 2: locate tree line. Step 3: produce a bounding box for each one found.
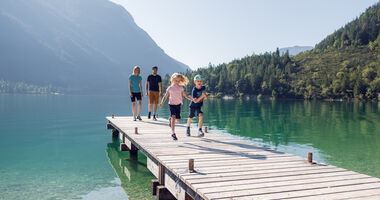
[163,2,380,101]
[0,79,63,94]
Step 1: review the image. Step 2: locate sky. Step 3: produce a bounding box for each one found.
[110,0,379,69]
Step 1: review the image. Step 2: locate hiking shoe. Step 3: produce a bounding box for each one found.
[186,127,191,136]
[137,115,142,121]
[153,115,157,121]
[198,129,204,137]
[168,117,171,127]
[148,112,151,119]
[171,133,178,140]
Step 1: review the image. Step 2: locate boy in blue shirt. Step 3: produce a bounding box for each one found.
[186,74,207,137]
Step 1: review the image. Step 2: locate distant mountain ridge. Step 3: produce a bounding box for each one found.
[0,0,189,94]
[279,46,313,56]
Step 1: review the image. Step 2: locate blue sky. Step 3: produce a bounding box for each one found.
[110,0,379,69]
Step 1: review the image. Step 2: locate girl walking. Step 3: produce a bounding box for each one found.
[159,73,193,140]
[129,66,143,121]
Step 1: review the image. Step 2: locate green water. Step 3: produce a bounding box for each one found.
[0,94,379,199]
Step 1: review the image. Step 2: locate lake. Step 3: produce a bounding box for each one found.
[0,94,379,200]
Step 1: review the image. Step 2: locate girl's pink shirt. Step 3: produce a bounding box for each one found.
[166,85,184,105]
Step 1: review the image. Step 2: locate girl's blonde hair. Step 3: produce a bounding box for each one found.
[133,66,140,76]
[170,73,189,86]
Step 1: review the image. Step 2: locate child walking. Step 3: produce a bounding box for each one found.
[159,73,193,140]
[186,75,207,137]
[129,66,143,121]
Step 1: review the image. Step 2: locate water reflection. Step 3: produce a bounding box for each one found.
[200,99,380,178]
[106,141,155,200]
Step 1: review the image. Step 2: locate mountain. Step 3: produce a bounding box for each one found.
[0,0,189,94]
[279,46,313,56]
[169,2,380,101]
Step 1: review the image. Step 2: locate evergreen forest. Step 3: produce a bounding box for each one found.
[163,2,380,101]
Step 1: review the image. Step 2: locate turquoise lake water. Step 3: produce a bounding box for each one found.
[0,94,379,200]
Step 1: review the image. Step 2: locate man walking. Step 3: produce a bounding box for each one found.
[146,66,162,120]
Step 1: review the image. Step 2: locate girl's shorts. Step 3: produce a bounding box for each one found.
[130,92,142,102]
[169,104,181,119]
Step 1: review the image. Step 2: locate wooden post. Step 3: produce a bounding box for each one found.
[205,126,208,133]
[151,179,159,196]
[189,159,194,173]
[135,127,138,134]
[106,123,114,130]
[120,143,129,151]
[156,185,176,200]
[307,152,313,164]
[158,163,165,185]
[112,129,119,138]
[130,143,138,158]
[185,192,195,200]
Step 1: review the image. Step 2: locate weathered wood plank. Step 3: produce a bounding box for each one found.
[211,182,380,200]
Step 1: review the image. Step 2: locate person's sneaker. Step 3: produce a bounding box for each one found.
[153,115,157,121]
[133,116,136,121]
[148,112,151,119]
[198,129,204,137]
[168,117,171,127]
[137,115,142,121]
[186,127,191,136]
[171,133,178,140]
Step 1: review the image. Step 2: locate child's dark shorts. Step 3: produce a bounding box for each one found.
[169,104,181,119]
[189,106,203,118]
[130,92,142,102]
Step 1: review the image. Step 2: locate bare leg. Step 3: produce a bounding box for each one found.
[137,100,142,116]
[153,104,157,113]
[132,102,136,118]
[187,118,193,127]
[171,115,176,133]
[199,113,203,129]
[148,103,152,112]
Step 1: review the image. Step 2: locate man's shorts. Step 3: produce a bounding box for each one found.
[189,107,203,118]
[169,104,181,119]
[130,92,142,102]
[149,91,159,104]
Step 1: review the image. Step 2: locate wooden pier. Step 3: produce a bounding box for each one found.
[106,116,380,200]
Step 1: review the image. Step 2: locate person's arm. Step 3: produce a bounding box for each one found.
[182,90,194,101]
[159,91,169,107]
[145,80,149,96]
[194,91,207,103]
[129,79,132,97]
[159,82,163,98]
[139,79,143,98]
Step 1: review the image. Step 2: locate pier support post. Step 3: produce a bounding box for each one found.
[185,192,195,200]
[152,179,159,196]
[120,143,129,151]
[130,143,138,158]
[158,163,165,185]
[112,129,119,138]
[106,122,114,130]
[156,186,176,200]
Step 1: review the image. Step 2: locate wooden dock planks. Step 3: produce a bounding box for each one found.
[106,116,380,200]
